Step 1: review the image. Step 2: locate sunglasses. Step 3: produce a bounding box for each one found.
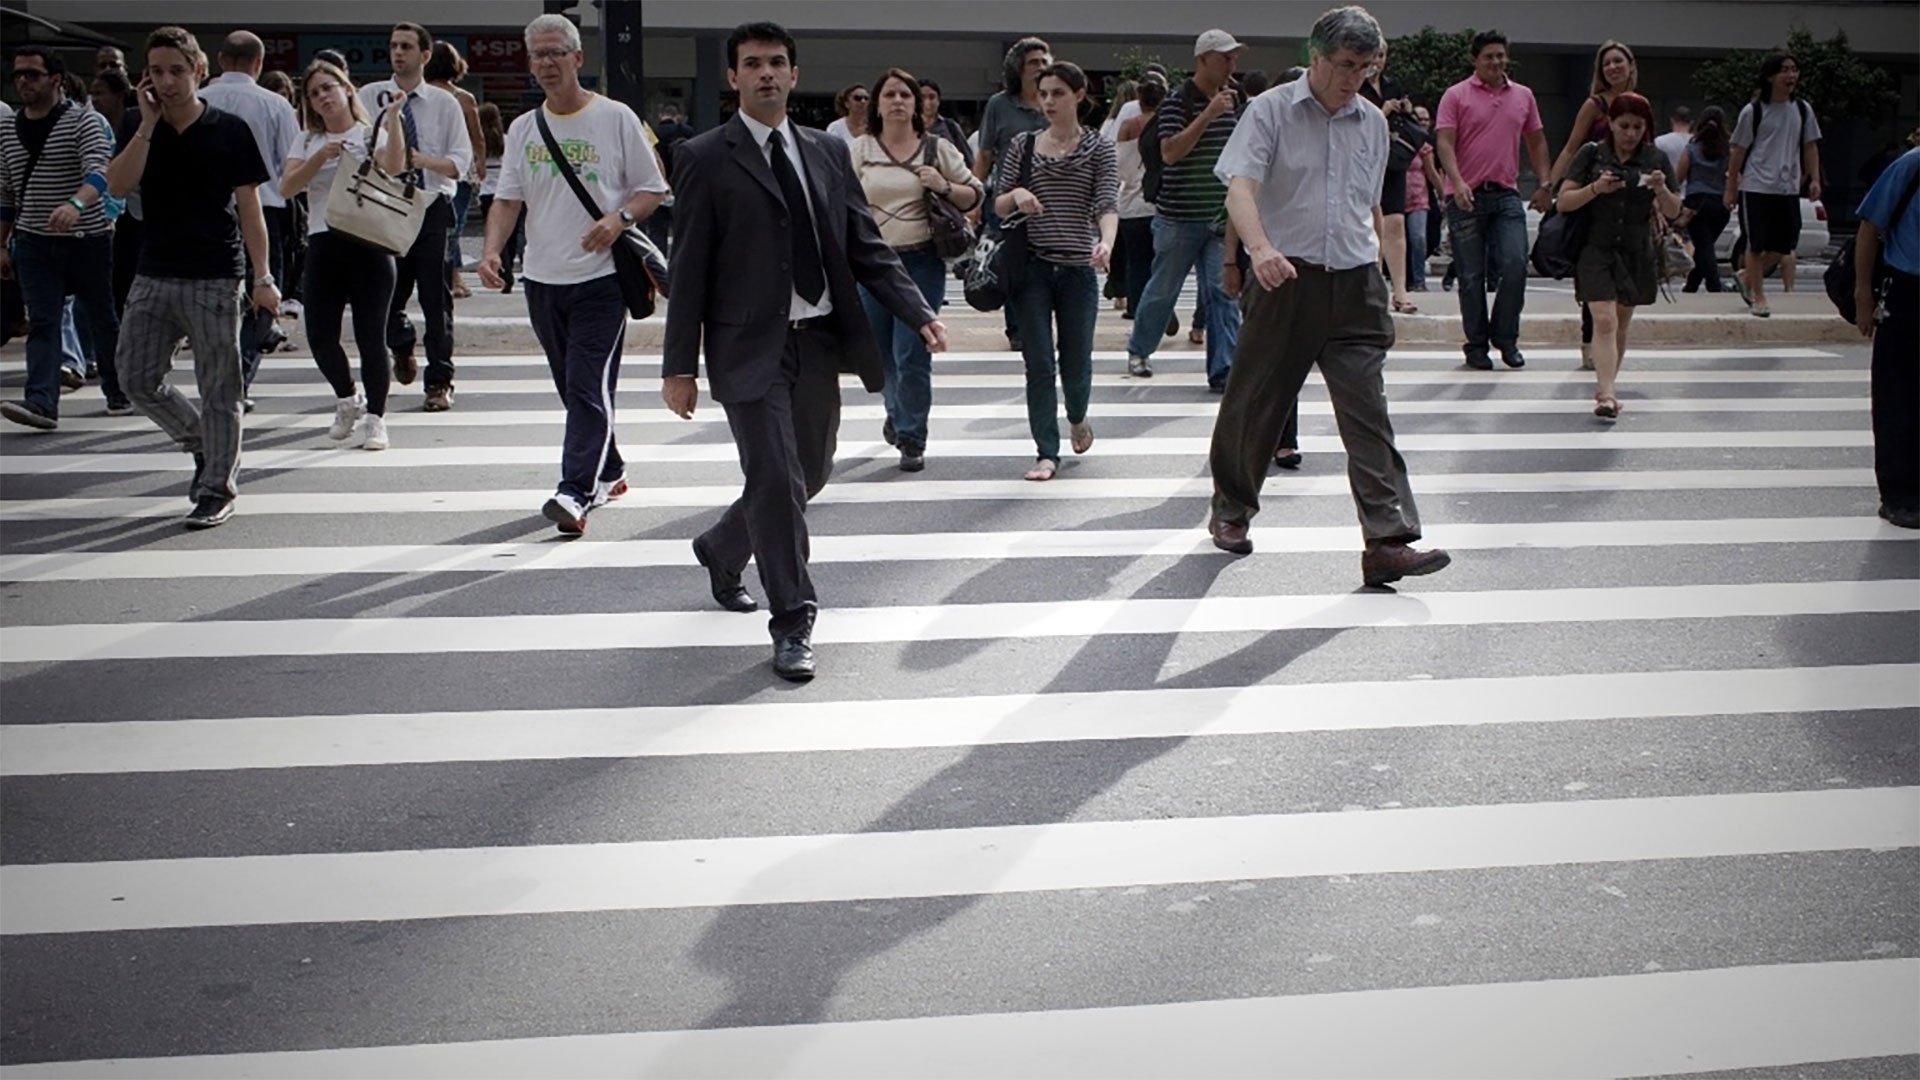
[12,69,50,82]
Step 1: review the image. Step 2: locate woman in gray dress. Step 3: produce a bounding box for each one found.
[1554,92,1681,420]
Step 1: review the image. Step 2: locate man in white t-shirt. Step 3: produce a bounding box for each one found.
[478,14,666,536]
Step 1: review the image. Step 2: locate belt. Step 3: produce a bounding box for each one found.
[789,315,830,331]
[1472,181,1515,194]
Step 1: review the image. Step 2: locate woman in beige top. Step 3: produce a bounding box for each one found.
[851,67,981,472]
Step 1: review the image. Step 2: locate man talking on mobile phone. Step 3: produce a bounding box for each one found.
[105,26,277,529]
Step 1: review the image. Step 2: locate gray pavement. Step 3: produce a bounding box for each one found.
[0,322,1916,1077]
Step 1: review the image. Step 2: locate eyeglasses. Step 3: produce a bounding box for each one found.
[530,47,575,61]
[12,70,49,82]
[1328,59,1382,78]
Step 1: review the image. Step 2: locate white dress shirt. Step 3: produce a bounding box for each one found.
[197,71,299,207]
[737,111,832,320]
[356,78,473,201]
[1214,76,1388,272]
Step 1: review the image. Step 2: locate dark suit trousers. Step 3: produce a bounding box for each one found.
[1210,263,1422,543]
[701,325,842,638]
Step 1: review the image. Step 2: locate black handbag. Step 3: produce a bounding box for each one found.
[962,131,1035,312]
[1826,168,1919,324]
[1530,144,1596,279]
[1387,111,1429,173]
[920,137,975,260]
[534,109,669,319]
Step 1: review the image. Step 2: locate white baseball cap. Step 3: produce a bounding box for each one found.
[1194,29,1246,56]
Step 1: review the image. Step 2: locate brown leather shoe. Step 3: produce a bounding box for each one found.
[1209,516,1252,555]
[392,345,419,386]
[1362,542,1451,587]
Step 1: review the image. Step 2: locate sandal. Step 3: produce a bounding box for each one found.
[1070,421,1093,455]
[1750,302,1771,318]
[1188,326,1205,345]
[1593,394,1620,420]
[1392,298,1419,314]
[1024,458,1059,482]
[1272,448,1302,470]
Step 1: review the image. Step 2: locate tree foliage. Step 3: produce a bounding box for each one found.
[1387,27,1478,107]
[1115,45,1186,89]
[1691,27,1894,129]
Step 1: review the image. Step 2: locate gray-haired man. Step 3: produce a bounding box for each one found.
[1205,5,1449,588]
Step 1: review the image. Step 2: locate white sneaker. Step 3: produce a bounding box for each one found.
[329,392,366,441]
[543,492,588,535]
[591,472,629,508]
[361,413,388,451]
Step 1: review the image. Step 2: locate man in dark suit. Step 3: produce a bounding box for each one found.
[664,21,945,682]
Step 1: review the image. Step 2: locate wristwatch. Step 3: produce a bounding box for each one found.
[253,273,276,289]
[618,209,635,225]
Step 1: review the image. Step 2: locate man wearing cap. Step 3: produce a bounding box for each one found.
[1123,29,1245,390]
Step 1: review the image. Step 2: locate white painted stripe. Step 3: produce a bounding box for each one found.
[58,369,1859,398]
[3,518,1908,583]
[1,787,1911,934]
[0,469,1878,520]
[3,581,1913,663]
[0,430,1876,475]
[6,665,1909,776]
[22,395,1874,434]
[4,346,1840,371]
[4,960,1912,1079]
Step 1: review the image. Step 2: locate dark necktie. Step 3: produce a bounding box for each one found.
[400,92,423,186]
[766,128,825,305]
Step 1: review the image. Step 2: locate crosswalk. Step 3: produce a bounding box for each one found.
[1,341,1916,1077]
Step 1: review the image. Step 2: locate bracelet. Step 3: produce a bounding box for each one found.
[66,197,86,212]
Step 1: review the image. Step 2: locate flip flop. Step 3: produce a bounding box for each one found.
[1392,298,1419,314]
[1070,421,1094,455]
[1024,459,1059,482]
[1188,327,1205,345]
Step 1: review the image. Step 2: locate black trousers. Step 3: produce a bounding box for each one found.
[699,325,842,639]
[388,195,456,387]
[304,230,397,415]
[525,275,628,503]
[1683,193,1731,293]
[1873,269,1918,512]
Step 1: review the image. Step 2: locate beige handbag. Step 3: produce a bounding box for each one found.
[324,131,428,255]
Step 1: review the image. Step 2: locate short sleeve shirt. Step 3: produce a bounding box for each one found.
[1215,77,1386,271]
[496,95,667,286]
[1154,80,1237,221]
[1857,146,1920,276]
[1435,75,1544,194]
[977,91,1044,180]
[138,104,270,279]
[294,123,391,236]
[1730,98,1822,196]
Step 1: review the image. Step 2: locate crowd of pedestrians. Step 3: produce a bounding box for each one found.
[0,10,1912,675]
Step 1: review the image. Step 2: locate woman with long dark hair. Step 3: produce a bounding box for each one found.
[850,67,981,471]
[1555,93,1682,420]
[1675,106,1733,292]
[992,61,1118,481]
[1550,40,1638,371]
[425,42,485,299]
[474,102,524,292]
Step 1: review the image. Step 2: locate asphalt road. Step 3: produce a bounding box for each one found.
[0,337,1915,1078]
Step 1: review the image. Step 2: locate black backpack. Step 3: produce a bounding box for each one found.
[1824,166,1919,324]
[1140,110,1165,203]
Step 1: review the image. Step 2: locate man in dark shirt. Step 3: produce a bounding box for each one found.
[106,26,278,529]
[1124,29,1245,389]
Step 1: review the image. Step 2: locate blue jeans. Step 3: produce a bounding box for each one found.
[1125,216,1239,386]
[1405,209,1429,291]
[446,180,474,270]
[14,232,120,417]
[861,246,946,450]
[1444,187,1528,355]
[1012,260,1097,463]
[61,297,87,373]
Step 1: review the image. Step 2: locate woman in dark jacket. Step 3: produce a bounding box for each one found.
[1555,93,1683,420]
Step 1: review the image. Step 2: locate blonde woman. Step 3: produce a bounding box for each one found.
[281,59,408,448]
[851,67,981,471]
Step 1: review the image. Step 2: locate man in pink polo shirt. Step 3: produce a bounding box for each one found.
[1435,29,1553,371]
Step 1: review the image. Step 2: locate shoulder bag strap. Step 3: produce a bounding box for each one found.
[534,107,606,221]
[16,101,71,196]
[921,135,937,168]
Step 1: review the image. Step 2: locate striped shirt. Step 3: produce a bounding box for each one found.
[1153,80,1237,222]
[990,129,1118,266]
[0,101,113,238]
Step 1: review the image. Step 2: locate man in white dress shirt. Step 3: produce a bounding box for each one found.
[1205,4,1449,588]
[197,31,298,399]
[358,21,472,411]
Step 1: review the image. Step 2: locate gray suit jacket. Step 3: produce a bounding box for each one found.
[663,114,935,403]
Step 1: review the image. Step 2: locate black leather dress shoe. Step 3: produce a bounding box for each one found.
[1499,348,1526,369]
[772,633,815,681]
[691,536,758,613]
